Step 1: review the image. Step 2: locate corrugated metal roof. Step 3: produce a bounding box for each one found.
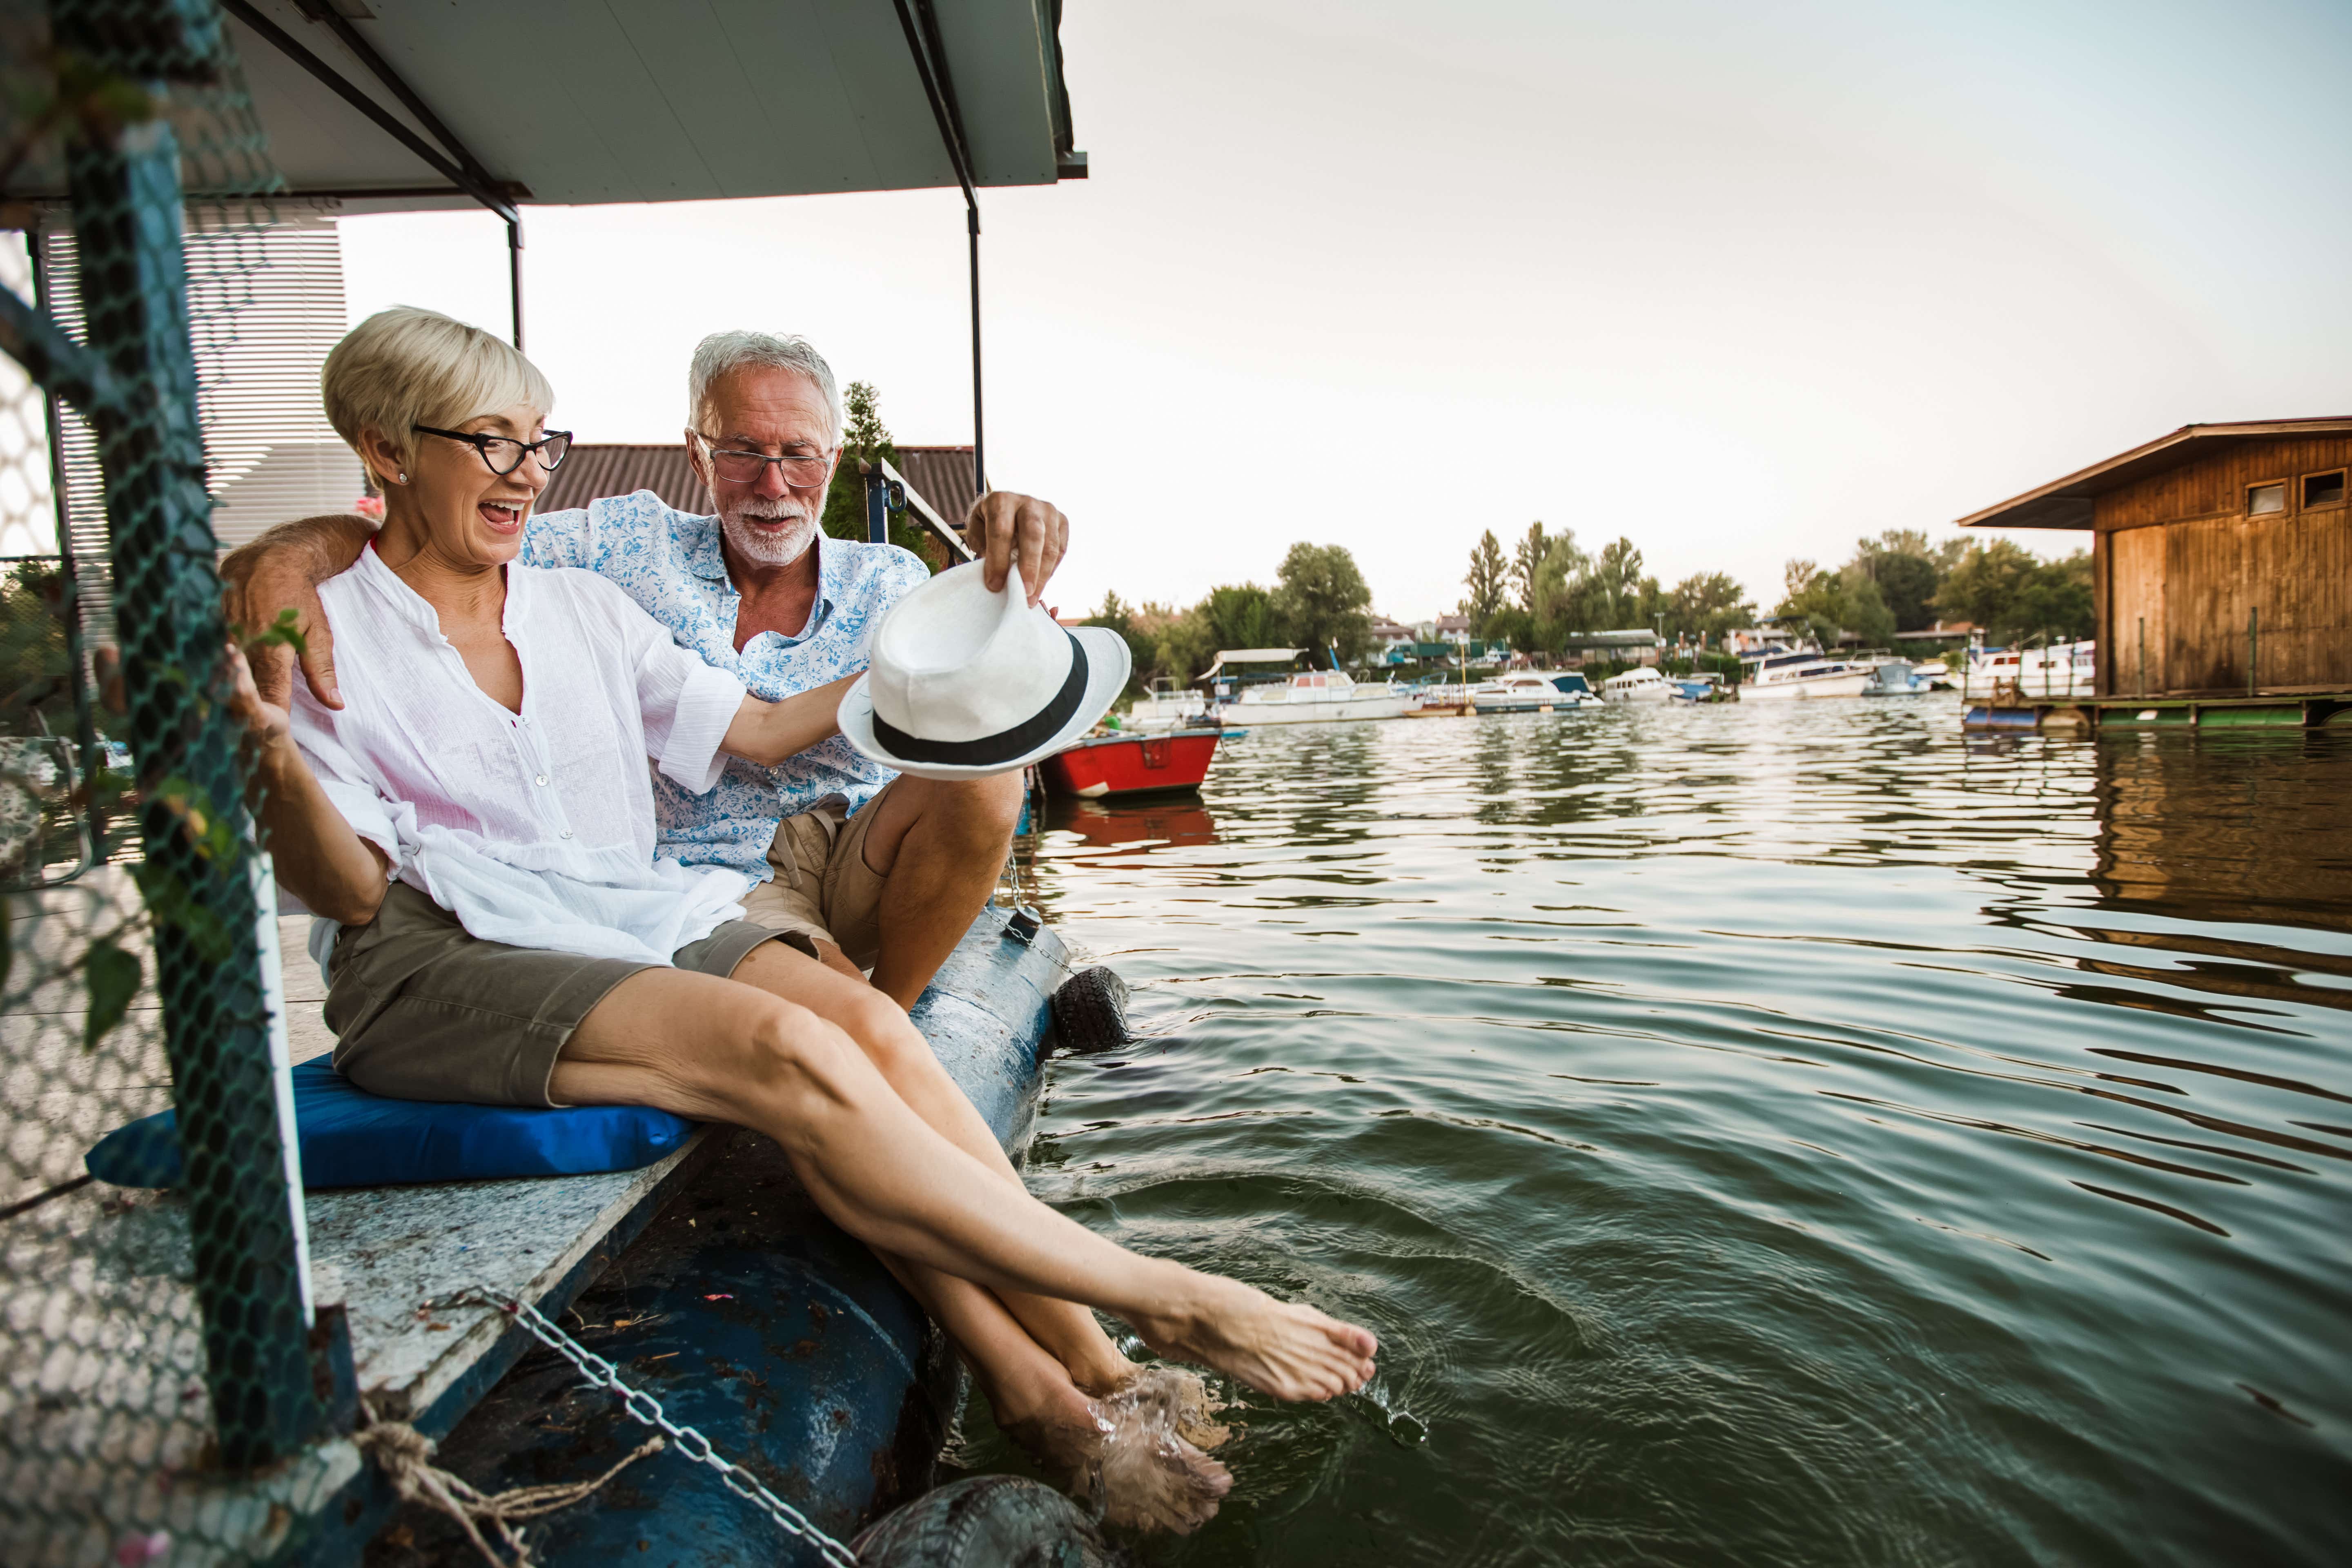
[537,445,707,515]
[894,446,978,528]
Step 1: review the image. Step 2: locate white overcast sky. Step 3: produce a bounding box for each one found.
[339,0,2352,624]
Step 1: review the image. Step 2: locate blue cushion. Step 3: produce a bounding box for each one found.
[85,1060,697,1189]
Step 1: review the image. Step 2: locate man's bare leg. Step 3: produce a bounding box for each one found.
[851,771,1025,1010]
[548,968,1377,1402]
[727,943,1138,1394]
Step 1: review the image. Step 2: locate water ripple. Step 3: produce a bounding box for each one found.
[962,701,2352,1566]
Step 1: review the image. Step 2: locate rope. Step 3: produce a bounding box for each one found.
[354,1404,664,1568]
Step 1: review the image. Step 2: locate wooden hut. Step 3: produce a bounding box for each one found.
[1958,417,2351,725]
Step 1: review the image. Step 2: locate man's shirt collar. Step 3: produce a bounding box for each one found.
[679,511,846,641]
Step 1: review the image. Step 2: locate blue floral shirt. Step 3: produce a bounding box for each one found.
[520,490,927,882]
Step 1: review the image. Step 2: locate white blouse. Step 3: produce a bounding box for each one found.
[289,546,752,967]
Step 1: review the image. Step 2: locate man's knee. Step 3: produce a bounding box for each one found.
[938,771,1024,848]
[839,987,934,1075]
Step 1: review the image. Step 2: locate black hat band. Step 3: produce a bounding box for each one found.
[871,630,1091,766]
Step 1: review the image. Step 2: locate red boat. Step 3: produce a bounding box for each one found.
[1040,729,1221,798]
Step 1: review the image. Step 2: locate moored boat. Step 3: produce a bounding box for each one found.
[1740,650,1873,700]
[1470,671,1602,713]
[1042,729,1222,797]
[1125,676,1213,733]
[1600,666,1677,704]
[1225,669,1410,725]
[1861,657,1933,695]
[1960,640,2094,702]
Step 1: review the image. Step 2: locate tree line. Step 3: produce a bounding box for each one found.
[1461,522,2094,652]
[1083,541,1378,693]
[1461,523,1755,652]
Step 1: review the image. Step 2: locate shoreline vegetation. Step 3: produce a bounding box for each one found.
[1075,523,2095,698]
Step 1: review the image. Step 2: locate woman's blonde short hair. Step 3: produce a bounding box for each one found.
[322,306,555,480]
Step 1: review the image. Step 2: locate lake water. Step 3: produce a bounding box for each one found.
[958,696,2351,1565]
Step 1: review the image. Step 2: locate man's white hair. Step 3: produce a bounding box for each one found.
[687,330,841,441]
[323,306,554,481]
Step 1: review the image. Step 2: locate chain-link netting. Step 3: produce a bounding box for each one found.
[2,3,343,1562]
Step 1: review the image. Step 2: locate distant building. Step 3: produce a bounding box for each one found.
[1960,418,2350,698]
[1892,620,1976,649]
[1369,617,1417,652]
[1559,628,1662,667]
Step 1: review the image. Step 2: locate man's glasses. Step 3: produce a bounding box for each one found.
[412,425,574,477]
[692,431,834,488]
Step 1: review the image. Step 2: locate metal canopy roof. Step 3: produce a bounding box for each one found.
[216,0,1082,211]
[1957,417,2352,531]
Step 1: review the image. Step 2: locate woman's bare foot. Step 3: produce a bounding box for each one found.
[991,1368,1232,1535]
[1128,1274,1377,1402]
[1119,1363,1232,1451]
[1078,1374,1233,1535]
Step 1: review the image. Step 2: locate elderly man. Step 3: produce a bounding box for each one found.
[226,330,1068,1010]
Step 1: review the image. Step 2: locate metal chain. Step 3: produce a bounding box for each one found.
[453,1286,860,1568]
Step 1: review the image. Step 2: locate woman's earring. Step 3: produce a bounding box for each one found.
[395,472,407,484]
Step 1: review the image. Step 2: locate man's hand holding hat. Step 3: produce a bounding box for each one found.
[964,492,1069,608]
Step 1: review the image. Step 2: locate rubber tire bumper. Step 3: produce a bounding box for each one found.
[852,1475,1116,1566]
[1051,965,1132,1053]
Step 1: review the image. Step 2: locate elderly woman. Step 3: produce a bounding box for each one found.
[232,307,1374,1531]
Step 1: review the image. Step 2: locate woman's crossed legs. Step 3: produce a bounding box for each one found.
[548,945,1376,1529]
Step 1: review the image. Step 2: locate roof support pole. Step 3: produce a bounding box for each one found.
[508,214,524,351]
[894,0,986,497]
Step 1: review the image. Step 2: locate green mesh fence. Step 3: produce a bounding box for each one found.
[1,2,347,1561]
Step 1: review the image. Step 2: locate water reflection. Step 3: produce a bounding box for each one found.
[1048,795,1221,851]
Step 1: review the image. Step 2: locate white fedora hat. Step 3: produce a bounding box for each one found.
[839,561,1131,780]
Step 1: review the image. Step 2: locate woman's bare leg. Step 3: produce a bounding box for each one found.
[549,968,1377,1403]
[723,943,1135,1390]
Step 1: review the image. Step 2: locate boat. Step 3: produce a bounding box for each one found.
[1124,676,1214,733]
[1740,649,1873,700]
[1470,671,1601,713]
[1405,681,1476,717]
[1670,672,1728,702]
[1914,659,1955,690]
[1960,640,2095,702]
[1224,669,1410,725]
[1600,666,1677,704]
[1861,657,1934,696]
[1040,729,1221,797]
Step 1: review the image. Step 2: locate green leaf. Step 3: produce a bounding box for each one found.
[84,938,140,1051]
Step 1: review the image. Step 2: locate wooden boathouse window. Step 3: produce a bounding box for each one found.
[2303,470,2347,509]
[2247,481,2286,515]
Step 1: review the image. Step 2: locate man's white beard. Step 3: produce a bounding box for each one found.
[721,497,818,566]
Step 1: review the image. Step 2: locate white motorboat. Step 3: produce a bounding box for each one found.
[1124,677,1212,733]
[1470,672,1602,713]
[1741,650,1873,700]
[1861,657,1933,696]
[1600,666,1677,704]
[1960,641,2095,702]
[1227,669,1410,725]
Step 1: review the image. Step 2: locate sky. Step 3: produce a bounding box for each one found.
[338,0,2352,625]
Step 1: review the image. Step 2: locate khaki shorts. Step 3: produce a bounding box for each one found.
[324,882,795,1107]
[738,776,902,970]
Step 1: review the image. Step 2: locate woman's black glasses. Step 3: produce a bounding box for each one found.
[412,425,574,477]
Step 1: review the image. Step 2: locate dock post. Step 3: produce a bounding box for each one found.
[2248,608,2258,697]
[2138,617,2146,697]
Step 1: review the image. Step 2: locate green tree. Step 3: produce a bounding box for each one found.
[1849,528,1956,631]
[1201,583,1284,650]
[1274,542,1374,666]
[1082,590,1160,698]
[1463,530,1508,630]
[1660,571,1756,645]
[1776,558,1895,646]
[817,381,942,570]
[1936,541,2093,643]
[1511,521,1558,614]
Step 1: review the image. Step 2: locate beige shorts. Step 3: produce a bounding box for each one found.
[324,882,792,1107]
[738,776,904,970]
